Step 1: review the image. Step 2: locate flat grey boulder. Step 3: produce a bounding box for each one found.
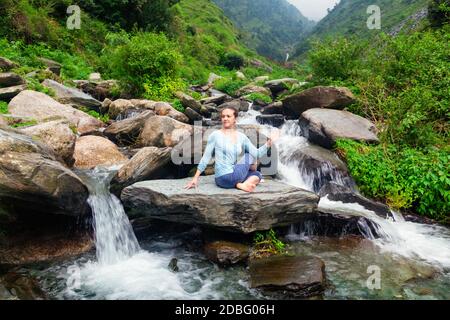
[42,79,101,109]
[299,108,379,149]
[121,175,319,234]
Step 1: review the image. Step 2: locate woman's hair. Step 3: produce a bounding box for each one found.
[220,106,238,118]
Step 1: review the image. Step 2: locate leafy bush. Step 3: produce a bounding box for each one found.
[143,76,186,102]
[336,140,449,221]
[220,52,245,70]
[252,229,287,259]
[102,32,182,96]
[0,102,8,114]
[246,92,272,104]
[428,0,450,28]
[171,99,185,112]
[213,77,247,96]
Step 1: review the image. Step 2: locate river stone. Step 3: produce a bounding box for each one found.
[111,147,172,194]
[256,115,285,128]
[262,101,283,115]
[236,84,271,97]
[204,241,249,266]
[37,57,61,76]
[121,175,319,234]
[0,73,24,88]
[104,110,155,146]
[175,91,202,113]
[300,109,379,149]
[8,90,104,135]
[0,84,27,100]
[21,120,76,167]
[282,86,356,119]
[184,107,203,123]
[0,128,89,217]
[73,135,128,169]
[319,182,393,219]
[0,115,7,128]
[218,99,250,112]
[42,79,101,110]
[107,99,135,119]
[249,255,326,298]
[0,57,18,71]
[200,94,230,106]
[137,115,193,148]
[264,78,299,95]
[154,101,189,123]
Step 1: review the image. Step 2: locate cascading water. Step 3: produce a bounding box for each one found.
[80,166,140,265]
[239,105,450,270]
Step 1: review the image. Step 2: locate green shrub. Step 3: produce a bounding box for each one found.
[252,229,287,259]
[143,76,186,102]
[172,99,185,112]
[220,52,245,70]
[336,140,449,221]
[213,77,247,96]
[428,0,450,28]
[102,32,182,96]
[246,92,272,104]
[0,102,8,114]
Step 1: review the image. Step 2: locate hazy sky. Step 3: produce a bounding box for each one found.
[287,0,340,21]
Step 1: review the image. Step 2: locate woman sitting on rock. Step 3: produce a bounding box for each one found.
[185,106,278,192]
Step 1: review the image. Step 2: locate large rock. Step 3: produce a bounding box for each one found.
[282,86,356,119]
[137,115,193,148]
[264,78,299,95]
[0,115,7,128]
[175,91,202,113]
[111,147,172,194]
[42,79,101,110]
[204,241,249,266]
[21,120,76,167]
[218,99,250,112]
[75,79,119,101]
[236,84,271,97]
[299,109,379,149]
[0,128,89,216]
[104,110,155,146]
[8,90,104,135]
[73,135,128,169]
[0,84,27,100]
[184,107,203,123]
[0,73,24,88]
[200,94,231,106]
[121,175,319,234]
[107,99,136,119]
[249,255,326,298]
[154,101,189,123]
[262,101,283,115]
[37,57,61,76]
[256,115,285,128]
[0,57,18,71]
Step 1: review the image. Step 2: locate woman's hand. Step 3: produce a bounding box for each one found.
[267,129,280,147]
[185,177,199,190]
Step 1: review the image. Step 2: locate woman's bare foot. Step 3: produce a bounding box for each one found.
[236,181,256,192]
[236,176,261,192]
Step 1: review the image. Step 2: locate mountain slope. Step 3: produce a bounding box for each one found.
[295,0,429,56]
[212,0,315,61]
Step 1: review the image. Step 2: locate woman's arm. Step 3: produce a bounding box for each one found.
[185,132,216,189]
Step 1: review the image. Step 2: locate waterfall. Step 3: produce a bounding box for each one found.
[79,166,140,265]
[239,105,450,269]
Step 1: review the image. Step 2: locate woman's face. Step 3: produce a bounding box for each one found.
[221,108,236,129]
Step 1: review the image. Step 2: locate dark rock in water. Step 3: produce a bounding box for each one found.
[204,241,249,266]
[249,255,326,298]
[299,108,379,149]
[319,182,394,219]
[0,128,90,217]
[256,114,285,128]
[168,258,179,273]
[0,272,47,300]
[262,101,283,115]
[121,175,319,234]
[0,72,25,88]
[184,107,203,123]
[111,147,172,194]
[282,86,355,119]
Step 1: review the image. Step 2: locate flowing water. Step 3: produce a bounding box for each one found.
[18,104,450,299]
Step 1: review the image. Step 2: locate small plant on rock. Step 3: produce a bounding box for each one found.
[251,229,287,259]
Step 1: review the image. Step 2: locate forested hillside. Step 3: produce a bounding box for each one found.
[213,0,315,61]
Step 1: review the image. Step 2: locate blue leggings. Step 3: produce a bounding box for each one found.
[215,153,263,189]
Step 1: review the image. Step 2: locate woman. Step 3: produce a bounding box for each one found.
[185,107,278,192]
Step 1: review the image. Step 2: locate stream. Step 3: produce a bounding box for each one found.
[10,105,450,300]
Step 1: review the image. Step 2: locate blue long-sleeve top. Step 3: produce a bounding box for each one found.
[197,130,268,178]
